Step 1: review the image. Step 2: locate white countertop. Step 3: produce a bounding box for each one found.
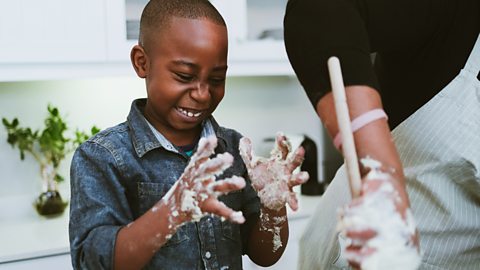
[0,193,322,263]
[0,195,70,263]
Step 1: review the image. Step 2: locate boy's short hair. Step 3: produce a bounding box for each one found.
[139,0,226,50]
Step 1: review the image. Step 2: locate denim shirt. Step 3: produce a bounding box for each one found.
[69,99,260,270]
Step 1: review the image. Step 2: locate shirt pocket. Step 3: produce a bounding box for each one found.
[137,182,169,213]
[221,220,241,243]
[137,182,189,246]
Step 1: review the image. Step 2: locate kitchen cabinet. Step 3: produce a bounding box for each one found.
[212,0,293,75]
[0,0,112,81]
[0,0,294,81]
[0,0,107,64]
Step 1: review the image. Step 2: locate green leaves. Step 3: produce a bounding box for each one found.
[38,105,69,168]
[2,117,39,161]
[2,105,100,183]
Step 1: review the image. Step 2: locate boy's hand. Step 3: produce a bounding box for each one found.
[239,133,309,211]
[338,163,421,270]
[162,136,246,228]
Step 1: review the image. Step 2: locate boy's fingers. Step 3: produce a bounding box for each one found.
[193,136,217,160]
[287,192,299,211]
[239,137,254,170]
[288,171,309,188]
[210,176,246,194]
[274,133,290,160]
[185,136,217,177]
[286,146,305,172]
[198,153,233,177]
[203,200,245,224]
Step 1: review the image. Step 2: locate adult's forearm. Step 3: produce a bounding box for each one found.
[317,86,409,201]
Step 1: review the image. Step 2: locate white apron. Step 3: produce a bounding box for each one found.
[298,33,480,270]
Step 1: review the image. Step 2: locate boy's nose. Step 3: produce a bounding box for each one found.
[190,82,210,102]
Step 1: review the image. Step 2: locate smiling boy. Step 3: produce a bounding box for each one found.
[69,0,308,269]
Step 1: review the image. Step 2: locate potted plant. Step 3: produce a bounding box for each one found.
[2,105,99,217]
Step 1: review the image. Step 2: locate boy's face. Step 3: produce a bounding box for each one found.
[135,17,228,144]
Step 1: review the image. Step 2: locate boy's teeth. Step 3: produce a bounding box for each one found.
[178,107,202,118]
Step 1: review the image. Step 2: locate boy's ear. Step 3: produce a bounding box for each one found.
[131,45,149,78]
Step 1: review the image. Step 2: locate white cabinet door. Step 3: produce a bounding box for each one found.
[0,0,107,63]
[105,0,137,62]
[210,0,293,76]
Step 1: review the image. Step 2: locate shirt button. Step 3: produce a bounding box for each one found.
[205,251,211,259]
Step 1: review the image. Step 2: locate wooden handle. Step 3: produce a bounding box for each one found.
[327,56,362,198]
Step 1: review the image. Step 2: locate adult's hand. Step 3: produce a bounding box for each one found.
[338,158,420,270]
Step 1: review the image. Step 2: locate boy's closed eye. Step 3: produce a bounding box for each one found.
[208,76,226,86]
[174,72,225,87]
[174,72,195,83]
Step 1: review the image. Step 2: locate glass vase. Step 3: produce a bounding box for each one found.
[35,164,68,217]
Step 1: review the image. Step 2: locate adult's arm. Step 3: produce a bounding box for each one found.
[317,86,408,202]
[284,0,448,107]
[283,0,449,197]
[283,0,422,254]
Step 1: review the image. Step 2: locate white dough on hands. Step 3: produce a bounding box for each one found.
[239,132,309,211]
[161,136,246,230]
[337,157,421,270]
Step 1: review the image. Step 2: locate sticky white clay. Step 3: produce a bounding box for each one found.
[160,136,246,232]
[229,211,245,224]
[338,157,421,270]
[259,210,286,252]
[239,135,293,211]
[257,182,290,211]
[181,189,203,221]
[272,226,282,252]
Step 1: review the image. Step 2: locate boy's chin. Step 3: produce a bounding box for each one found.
[173,119,205,132]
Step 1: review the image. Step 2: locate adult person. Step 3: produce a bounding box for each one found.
[284,0,480,269]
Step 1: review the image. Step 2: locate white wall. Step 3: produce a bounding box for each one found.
[0,75,323,199]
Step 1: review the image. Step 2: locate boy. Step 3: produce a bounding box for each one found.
[69,0,308,269]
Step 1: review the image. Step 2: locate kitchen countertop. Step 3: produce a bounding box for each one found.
[0,193,322,263]
[0,194,70,263]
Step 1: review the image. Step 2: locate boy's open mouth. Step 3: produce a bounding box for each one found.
[177,107,203,118]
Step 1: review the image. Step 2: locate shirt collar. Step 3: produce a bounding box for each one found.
[145,115,216,154]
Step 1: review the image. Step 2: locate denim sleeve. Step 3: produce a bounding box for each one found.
[69,141,132,270]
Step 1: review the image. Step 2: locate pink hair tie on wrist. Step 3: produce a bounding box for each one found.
[333,108,388,149]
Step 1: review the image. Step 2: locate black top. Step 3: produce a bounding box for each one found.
[284,0,480,127]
